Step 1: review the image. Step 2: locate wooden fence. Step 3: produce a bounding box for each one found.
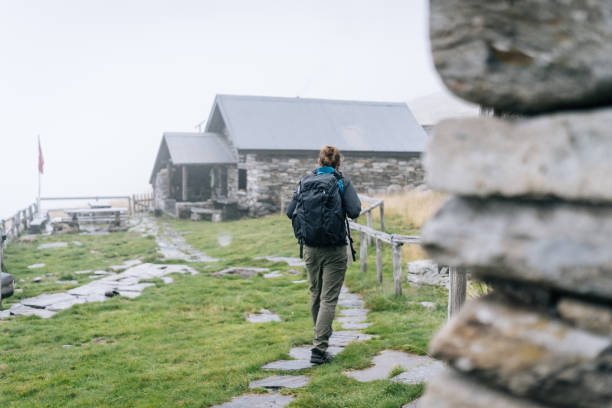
[133,192,154,213]
[0,202,39,244]
[350,195,466,319]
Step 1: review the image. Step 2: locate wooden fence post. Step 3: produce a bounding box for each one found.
[392,242,403,296]
[448,267,467,320]
[360,230,368,274]
[379,201,385,232]
[376,238,383,284]
[366,211,373,245]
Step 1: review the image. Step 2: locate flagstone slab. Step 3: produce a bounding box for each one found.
[74,270,92,275]
[345,350,440,382]
[262,359,313,371]
[212,267,269,279]
[263,271,283,279]
[341,322,371,330]
[8,303,56,318]
[292,280,307,284]
[337,315,367,325]
[329,331,372,347]
[256,256,305,267]
[27,263,45,269]
[46,297,87,312]
[37,242,68,249]
[21,293,77,309]
[247,309,281,323]
[337,294,365,308]
[339,308,369,317]
[210,393,294,408]
[289,346,344,361]
[391,361,446,385]
[249,375,310,390]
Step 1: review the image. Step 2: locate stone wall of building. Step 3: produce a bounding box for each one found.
[153,169,169,211]
[238,151,424,216]
[420,2,612,407]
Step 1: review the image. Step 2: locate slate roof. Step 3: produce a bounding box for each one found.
[205,94,427,152]
[163,132,235,165]
[149,132,236,183]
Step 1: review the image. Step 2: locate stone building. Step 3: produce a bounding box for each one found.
[150,94,427,217]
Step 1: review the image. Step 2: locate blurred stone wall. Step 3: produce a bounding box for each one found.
[420,2,612,407]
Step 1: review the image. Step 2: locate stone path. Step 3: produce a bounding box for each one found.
[128,215,217,263]
[0,263,197,319]
[344,350,444,383]
[213,286,372,407]
[157,222,218,263]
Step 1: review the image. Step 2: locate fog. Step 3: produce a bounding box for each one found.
[0,0,445,219]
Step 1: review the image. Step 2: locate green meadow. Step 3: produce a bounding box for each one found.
[0,214,447,407]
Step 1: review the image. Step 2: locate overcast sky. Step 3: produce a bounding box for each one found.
[0,0,447,219]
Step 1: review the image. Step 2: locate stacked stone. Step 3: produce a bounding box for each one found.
[420,2,612,408]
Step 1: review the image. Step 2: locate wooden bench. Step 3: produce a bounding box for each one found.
[191,207,222,222]
[65,208,127,225]
[28,216,49,234]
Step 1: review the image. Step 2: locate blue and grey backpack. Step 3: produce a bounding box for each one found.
[290,172,356,260]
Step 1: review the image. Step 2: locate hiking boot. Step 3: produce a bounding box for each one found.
[310,348,334,365]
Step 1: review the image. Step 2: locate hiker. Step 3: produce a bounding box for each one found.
[286,145,361,365]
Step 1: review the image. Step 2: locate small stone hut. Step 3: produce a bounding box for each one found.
[150,94,427,217]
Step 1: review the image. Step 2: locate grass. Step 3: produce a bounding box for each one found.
[0,213,448,408]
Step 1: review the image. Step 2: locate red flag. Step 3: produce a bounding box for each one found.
[38,136,44,174]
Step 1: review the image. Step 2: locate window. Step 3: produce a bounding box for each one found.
[238,169,247,191]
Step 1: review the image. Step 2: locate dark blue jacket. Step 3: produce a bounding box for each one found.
[286,168,361,220]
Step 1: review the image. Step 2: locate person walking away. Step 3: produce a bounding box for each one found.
[286,145,361,365]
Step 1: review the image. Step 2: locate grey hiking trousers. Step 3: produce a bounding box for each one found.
[303,244,347,353]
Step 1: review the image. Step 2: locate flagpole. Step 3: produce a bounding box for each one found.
[37,135,41,216]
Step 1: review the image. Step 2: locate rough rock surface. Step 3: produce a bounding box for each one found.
[406,259,449,288]
[557,298,612,336]
[430,0,612,113]
[212,267,268,279]
[262,359,313,371]
[422,196,612,300]
[345,350,442,382]
[429,298,612,408]
[426,111,612,202]
[248,375,310,390]
[37,242,68,249]
[420,371,550,408]
[210,394,294,408]
[247,309,281,323]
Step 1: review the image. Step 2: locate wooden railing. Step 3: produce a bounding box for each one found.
[133,192,154,213]
[0,203,38,244]
[350,195,466,319]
